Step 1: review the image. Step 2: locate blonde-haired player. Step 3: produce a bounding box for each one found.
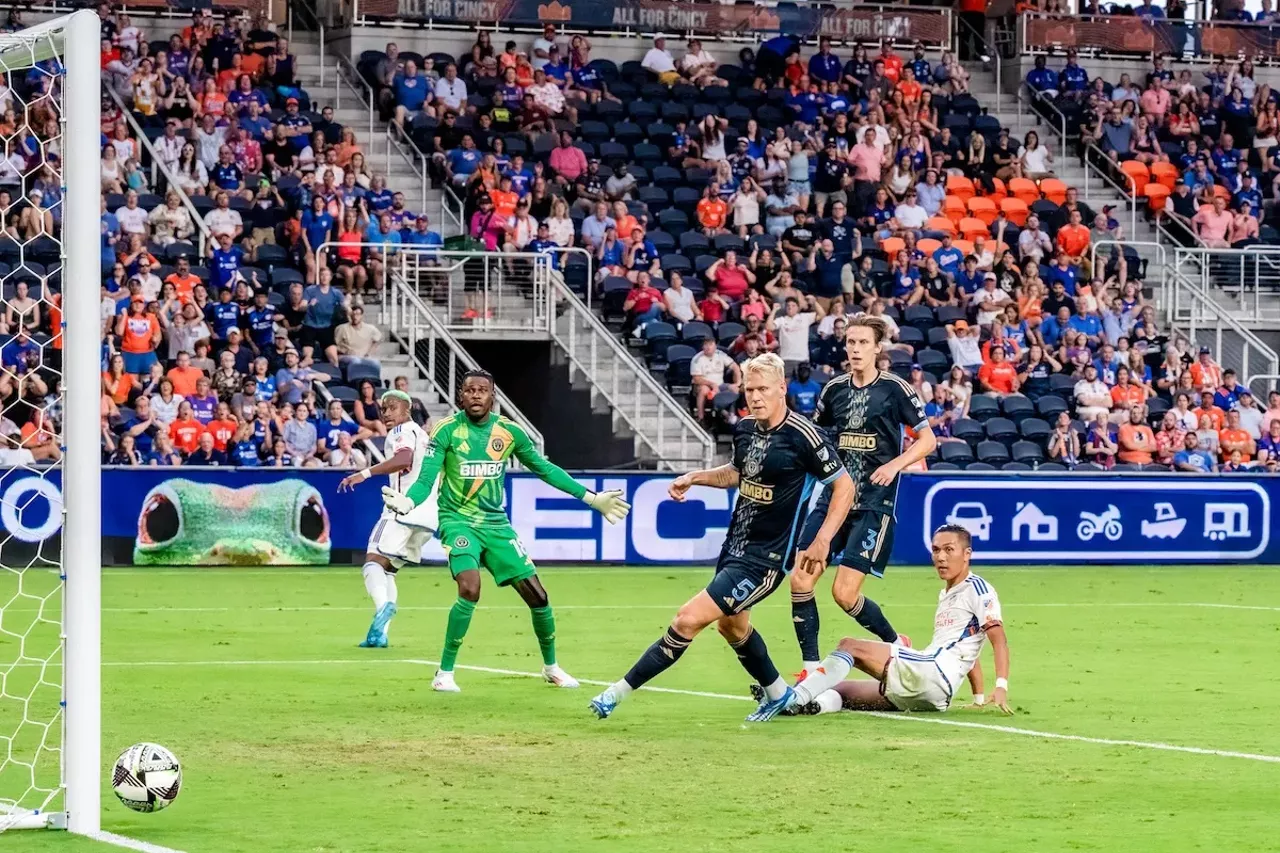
[591,353,855,721]
[758,523,1012,717]
[338,390,439,648]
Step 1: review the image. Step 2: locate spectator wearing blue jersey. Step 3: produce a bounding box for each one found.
[301,195,336,283]
[1058,50,1089,99]
[208,232,244,292]
[392,59,433,130]
[786,363,822,415]
[279,96,313,151]
[205,286,242,343]
[444,133,481,188]
[403,214,443,255]
[807,38,841,84]
[932,234,964,280]
[245,290,275,351]
[301,268,346,363]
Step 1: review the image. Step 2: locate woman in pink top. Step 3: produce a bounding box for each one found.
[469,194,507,251]
[1191,196,1233,248]
[548,130,587,183]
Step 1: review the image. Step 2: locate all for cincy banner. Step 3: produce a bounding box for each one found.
[1024,14,1280,57]
[0,468,1276,566]
[366,0,950,45]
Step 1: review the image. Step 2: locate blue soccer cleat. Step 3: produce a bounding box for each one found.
[745,686,796,722]
[589,689,619,719]
[359,602,397,648]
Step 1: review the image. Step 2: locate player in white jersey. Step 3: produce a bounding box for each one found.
[756,523,1011,716]
[338,390,440,648]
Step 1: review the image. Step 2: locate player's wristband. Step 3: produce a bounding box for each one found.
[357,469,371,482]
[972,693,985,706]
[995,677,1009,691]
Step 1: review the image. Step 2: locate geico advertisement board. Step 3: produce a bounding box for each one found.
[2,469,1276,566]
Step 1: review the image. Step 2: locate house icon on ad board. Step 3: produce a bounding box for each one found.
[1012,502,1059,542]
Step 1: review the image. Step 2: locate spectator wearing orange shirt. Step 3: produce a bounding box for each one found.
[166,351,206,398]
[1188,346,1223,391]
[168,400,205,456]
[878,40,903,83]
[1194,390,1226,431]
[204,402,238,453]
[164,256,201,304]
[611,201,642,241]
[1218,409,1255,462]
[895,67,922,105]
[115,296,162,377]
[489,175,519,220]
[1109,366,1148,414]
[977,346,1019,395]
[1118,405,1156,466]
[697,184,728,236]
[1055,208,1092,276]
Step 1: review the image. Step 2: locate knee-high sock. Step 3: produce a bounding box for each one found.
[530,605,557,666]
[731,627,788,700]
[791,649,854,705]
[845,594,898,643]
[791,590,821,666]
[440,597,476,672]
[363,562,388,610]
[621,627,691,691]
[384,571,398,604]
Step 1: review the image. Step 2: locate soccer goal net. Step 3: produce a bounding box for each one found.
[0,9,101,836]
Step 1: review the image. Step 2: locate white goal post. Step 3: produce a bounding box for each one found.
[0,8,101,836]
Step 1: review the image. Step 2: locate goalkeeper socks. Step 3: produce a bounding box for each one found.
[791,649,854,706]
[623,627,691,690]
[844,594,898,643]
[363,562,388,610]
[791,590,821,663]
[530,605,557,666]
[440,597,477,672]
[730,627,784,698]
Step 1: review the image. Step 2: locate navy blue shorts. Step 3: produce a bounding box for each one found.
[705,557,786,616]
[797,505,894,578]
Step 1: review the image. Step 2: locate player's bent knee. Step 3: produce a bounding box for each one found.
[715,614,751,644]
[455,570,482,602]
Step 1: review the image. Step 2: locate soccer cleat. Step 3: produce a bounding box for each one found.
[897,633,912,648]
[793,666,825,684]
[432,670,461,692]
[745,685,797,722]
[589,689,619,719]
[542,664,579,688]
[360,602,397,648]
[750,683,819,716]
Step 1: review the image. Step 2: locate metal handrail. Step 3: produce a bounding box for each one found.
[104,86,211,257]
[551,280,714,470]
[1082,142,1137,239]
[1165,260,1278,385]
[331,51,375,142]
[385,119,431,218]
[954,12,1000,111]
[385,262,546,453]
[440,183,466,239]
[1089,238,1164,291]
[1018,82,1068,162]
[288,0,325,87]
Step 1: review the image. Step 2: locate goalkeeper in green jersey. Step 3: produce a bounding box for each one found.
[381,369,632,692]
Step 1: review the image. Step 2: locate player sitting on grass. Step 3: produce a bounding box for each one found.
[759,524,1011,718]
[589,353,854,722]
[381,369,631,692]
[338,390,438,649]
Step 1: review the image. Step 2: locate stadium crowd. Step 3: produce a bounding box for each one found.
[366,21,1280,472]
[5,4,435,468]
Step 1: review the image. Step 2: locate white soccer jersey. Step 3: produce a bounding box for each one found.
[385,420,437,529]
[923,573,1002,685]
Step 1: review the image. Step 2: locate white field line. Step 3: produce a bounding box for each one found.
[18,656,1277,766]
[2,602,1277,614]
[85,831,188,853]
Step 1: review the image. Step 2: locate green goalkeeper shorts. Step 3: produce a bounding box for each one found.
[438,520,536,586]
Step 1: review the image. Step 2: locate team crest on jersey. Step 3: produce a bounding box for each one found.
[817,446,830,462]
[745,456,762,477]
[454,535,471,549]
[490,437,505,453]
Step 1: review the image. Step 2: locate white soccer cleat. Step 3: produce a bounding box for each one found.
[432,670,461,692]
[542,664,579,688]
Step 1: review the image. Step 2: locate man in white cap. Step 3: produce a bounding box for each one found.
[642,34,678,85]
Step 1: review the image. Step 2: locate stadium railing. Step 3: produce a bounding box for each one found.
[382,261,547,453]
[1019,83,1069,162]
[288,0,326,88]
[349,0,953,49]
[104,85,213,258]
[955,12,1002,111]
[1019,12,1279,62]
[1082,142,1138,239]
[551,279,715,470]
[1170,246,1280,324]
[330,47,376,144]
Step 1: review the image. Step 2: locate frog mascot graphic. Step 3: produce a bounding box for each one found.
[133,479,332,565]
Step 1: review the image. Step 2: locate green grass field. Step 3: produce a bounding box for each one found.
[3,564,1280,852]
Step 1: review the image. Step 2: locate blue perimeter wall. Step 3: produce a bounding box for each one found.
[4,470,1276,565]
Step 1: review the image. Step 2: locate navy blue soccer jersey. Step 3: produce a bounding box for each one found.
[721,412,845,568]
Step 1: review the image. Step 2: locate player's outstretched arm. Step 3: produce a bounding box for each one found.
[511,423,632,524]
[668,463,740,501]
[338,448,413,492]
[966,660,986,707]
[795,470,852,574]
[985,622,1012,714]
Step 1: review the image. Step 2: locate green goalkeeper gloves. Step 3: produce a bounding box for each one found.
[381,486,414,515]
[581,490,631,524]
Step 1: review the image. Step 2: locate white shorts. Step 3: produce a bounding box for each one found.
[883,647,957,712]
[368,513,436,569]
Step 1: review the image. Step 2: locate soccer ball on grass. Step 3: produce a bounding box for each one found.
[112,743,182,812]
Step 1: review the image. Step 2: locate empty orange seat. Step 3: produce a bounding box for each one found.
[945,175,975,202]
[999,197,1030,226]
[1146,183,1171,211]
[917,238,942,256]
[926,215,957,236]
[952,238,974,256]
[967,196,998,225]
[942,195,966,225]
[1008,177,1040,205]
[959,217,989,241]
[1040,178,1068,204]
[986,177,1008,201]
[880,236,905,257]
[1119,160,1150,196]
[1150,161,1178,190]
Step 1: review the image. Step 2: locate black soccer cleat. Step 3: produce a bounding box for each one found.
[748,683,820,716]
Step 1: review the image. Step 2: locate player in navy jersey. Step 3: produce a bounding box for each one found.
[791,314,937,678]
[590,353,853,722]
